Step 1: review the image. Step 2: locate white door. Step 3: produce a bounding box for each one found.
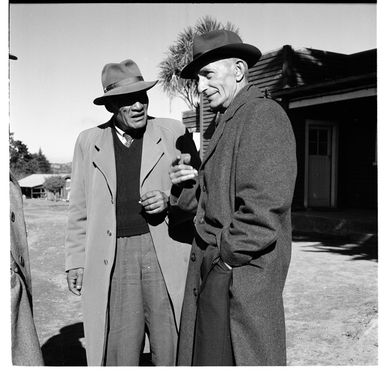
[308,126,332,207]
[305,119,338,208]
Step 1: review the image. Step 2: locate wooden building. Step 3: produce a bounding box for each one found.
[18,173,71,200]
[183,46,377,210]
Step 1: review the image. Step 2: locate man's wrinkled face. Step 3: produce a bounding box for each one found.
[197,59,238,112]
[109,92,149,130]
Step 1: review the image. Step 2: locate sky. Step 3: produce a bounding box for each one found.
[7,3,377,163]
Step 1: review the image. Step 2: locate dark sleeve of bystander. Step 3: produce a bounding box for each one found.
[168,130,201,244]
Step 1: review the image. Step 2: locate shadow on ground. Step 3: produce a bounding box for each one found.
[292,231,378,262]
[41,322,87,365]
[41,322,154,366]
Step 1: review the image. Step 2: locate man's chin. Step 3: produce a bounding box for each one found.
[138,117,148,127]
[125,117,147,129]
[209,102,221,112]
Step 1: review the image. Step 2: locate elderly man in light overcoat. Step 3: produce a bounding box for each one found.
[65,59,193,366]
[170,30,297,366]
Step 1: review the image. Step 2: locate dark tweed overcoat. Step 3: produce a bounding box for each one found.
[176,84,297,366]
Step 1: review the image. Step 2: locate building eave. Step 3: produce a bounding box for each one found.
[272,72,376,98]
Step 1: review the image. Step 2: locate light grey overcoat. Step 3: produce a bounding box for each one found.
[65,117,191,365]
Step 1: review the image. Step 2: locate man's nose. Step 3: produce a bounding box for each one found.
[131,101,143,110]
[197,77,207,94]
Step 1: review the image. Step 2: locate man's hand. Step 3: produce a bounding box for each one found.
[140,190,168,214]
[169,153,198,185]
[67,268,84,296]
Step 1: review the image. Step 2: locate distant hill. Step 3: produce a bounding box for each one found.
[50,162,72,174]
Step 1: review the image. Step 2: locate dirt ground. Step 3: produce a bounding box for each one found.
[23,199,378,366]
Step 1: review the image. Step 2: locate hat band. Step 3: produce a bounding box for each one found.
[193,49,210,60]
[104,75,144,93]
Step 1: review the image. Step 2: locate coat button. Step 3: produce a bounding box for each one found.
[10,211,15,222]
[19,256,24,267]
[107,230,112,236]
[104,259,108,265]
[193,287,198,297]
[190,253,196,262]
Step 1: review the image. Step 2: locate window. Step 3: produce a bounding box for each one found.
[309,128,329,155]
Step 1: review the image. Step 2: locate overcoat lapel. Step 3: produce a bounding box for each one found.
[92,121,117,201]
[200,114,227,168]
[140,119,164,188]
[90,118,164,199]
[201,84,262,168]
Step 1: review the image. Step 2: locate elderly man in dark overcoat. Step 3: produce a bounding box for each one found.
[170,30,297,366]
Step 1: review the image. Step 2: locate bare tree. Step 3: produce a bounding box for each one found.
[158,16,240,109]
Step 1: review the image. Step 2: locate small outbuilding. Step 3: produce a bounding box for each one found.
[18,173,71,200]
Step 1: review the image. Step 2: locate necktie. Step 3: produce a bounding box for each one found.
[123,133,134,148]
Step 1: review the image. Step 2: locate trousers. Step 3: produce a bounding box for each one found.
[104,233,177,366]
[192,259,235,366]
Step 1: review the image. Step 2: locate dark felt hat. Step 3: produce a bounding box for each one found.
[94,59,157,105]
[180,30,262,79]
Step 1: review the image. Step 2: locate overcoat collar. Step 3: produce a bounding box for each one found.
[140,117,164,188]
[92,118,116,200]
[92,116,164,200]
[201,84,264,167]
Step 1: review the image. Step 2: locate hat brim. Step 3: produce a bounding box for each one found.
[93,80,158,105]
[180,43,261,79]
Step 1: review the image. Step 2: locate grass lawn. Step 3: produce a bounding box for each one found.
[23,199,377,366]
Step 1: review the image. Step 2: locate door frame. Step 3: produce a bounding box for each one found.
[304,119,339,208]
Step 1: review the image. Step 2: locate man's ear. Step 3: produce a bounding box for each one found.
[234,59,247,82]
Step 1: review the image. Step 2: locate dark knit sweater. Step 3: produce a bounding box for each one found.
[112,129,149,237]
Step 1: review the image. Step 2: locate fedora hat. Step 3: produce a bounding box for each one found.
[93,59,158,105]
[180,30,262,79]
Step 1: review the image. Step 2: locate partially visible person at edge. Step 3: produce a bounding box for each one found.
[64,59,198,366]
[10,54,44,366]
[169,30,297,366]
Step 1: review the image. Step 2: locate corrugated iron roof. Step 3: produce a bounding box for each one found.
[18,174,70,188]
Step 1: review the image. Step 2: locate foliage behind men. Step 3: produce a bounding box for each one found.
[158,16,239,109]
[10,132,51,179]
[43,176,66,200]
